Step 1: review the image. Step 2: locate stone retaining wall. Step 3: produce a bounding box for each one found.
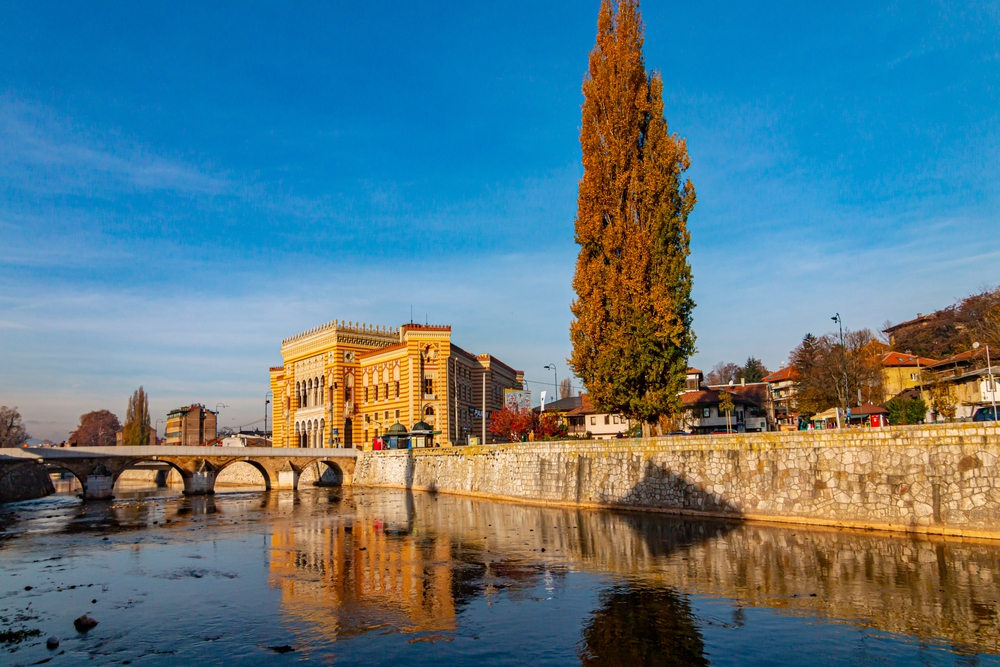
[353,422,1000,539]
[0,462,54,503]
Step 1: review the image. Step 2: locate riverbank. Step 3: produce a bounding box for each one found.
[354,422,1000,540]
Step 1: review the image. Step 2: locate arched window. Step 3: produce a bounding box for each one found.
[424,406,435,416]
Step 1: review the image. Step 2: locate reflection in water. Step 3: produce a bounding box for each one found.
[579,585,707,667]
[263,489,1000,660]
[269,507,460,639]
[3,486,1000,665]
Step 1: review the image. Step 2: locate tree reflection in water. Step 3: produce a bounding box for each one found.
[580,583,708,667]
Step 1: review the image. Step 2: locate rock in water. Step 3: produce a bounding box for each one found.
[46,636,60,649]
[268,645,296,654]
[74,614,99,632]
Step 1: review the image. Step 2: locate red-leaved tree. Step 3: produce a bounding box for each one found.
[488,408,535,443]
[489,409,568,442]
[69,410,121,448]
[534,413,567,440]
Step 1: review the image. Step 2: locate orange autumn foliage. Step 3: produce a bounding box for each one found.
[569,0,696,428]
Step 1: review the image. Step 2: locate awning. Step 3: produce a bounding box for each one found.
[811,407,839,421]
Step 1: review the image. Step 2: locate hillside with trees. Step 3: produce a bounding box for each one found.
[886,286,1000,358]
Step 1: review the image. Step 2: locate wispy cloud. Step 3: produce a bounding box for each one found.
[0,93,233,198]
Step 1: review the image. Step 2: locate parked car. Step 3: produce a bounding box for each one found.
[973,406,999,422]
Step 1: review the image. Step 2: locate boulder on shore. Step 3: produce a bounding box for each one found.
[74,614,99,632]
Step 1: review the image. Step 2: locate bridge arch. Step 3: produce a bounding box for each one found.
[112,458,188,493]
[315,460,345,487]
[215,459,272,491]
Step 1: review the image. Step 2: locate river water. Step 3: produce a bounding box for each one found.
[2,484,1000,666]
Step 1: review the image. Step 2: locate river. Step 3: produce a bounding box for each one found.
[2,484,999,665]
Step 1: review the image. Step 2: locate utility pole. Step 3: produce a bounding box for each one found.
[832,314,849,425]
[990,344,997,417]
[975,342,997,417]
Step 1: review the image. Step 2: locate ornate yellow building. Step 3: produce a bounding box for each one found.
[270,320,523,449]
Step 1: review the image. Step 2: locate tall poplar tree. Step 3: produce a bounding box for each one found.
[122,386,151,447]
[569,0,697,430]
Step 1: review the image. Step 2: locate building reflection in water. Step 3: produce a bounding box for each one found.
[267,489,577,643]
[262,488,1000,658]
[268,495,459,640]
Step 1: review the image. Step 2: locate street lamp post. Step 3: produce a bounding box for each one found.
[544,364,558,401]
[214,404,230,440]
[265,391,273,439]
[831,314,849,427]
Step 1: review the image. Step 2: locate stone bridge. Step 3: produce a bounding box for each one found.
[0,446,358,500]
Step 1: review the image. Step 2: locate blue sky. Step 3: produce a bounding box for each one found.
[2,1,998,441]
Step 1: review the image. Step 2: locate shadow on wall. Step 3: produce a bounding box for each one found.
[603,459,742,518]
[308,461,345,486]
[400,451,430,492]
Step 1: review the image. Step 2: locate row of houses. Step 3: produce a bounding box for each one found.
[764,345,999,429]
[534,369,776,438]
[535,340,999,437]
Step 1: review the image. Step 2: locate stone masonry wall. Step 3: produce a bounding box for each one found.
[0,462,55,503]
[354,422,1000,539]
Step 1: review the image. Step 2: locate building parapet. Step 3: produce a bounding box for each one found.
[281,320,401,346]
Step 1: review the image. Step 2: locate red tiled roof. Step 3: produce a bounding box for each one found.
[850,402,889,416]
[687,367,702,375]
[927,348,985,369]
[565,393,594,416]
[762,366,797,383]
[882,352,937,367]
[729,383,769,406]
[883,312,939,333]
